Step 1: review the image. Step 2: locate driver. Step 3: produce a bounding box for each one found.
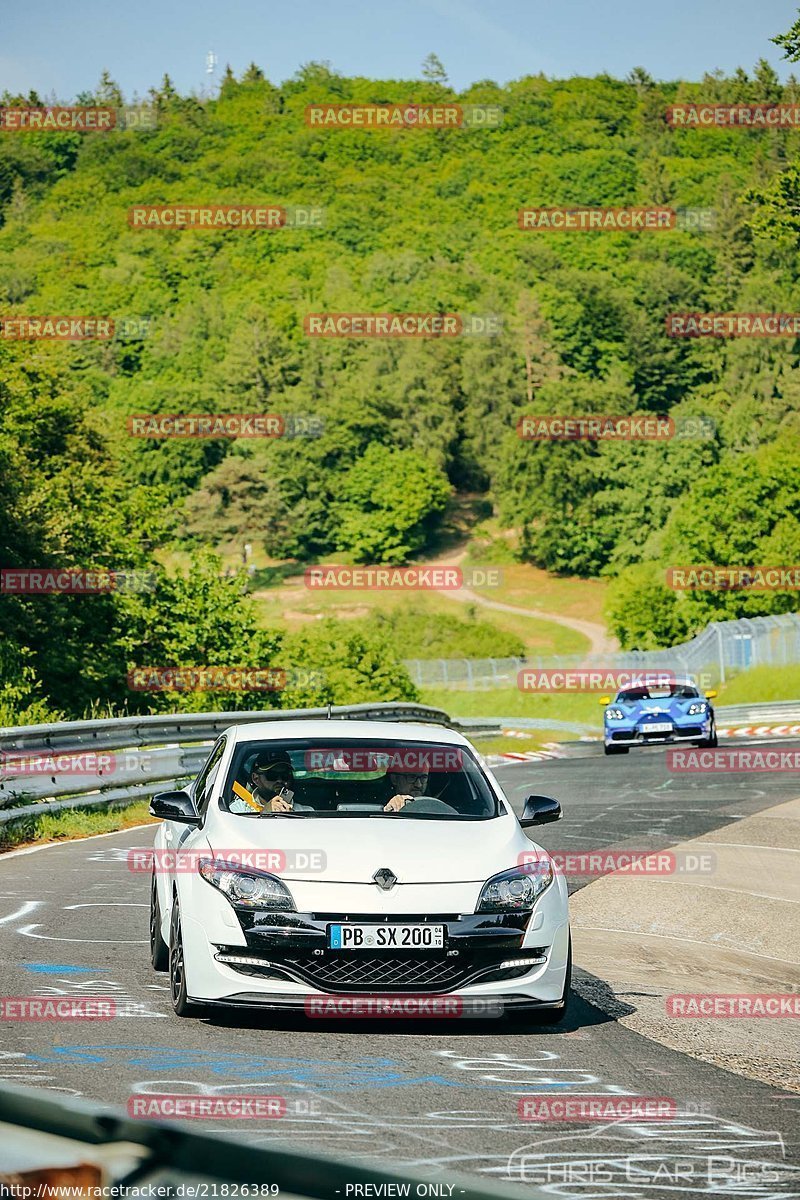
[383,767,430,813]
[249,751,298,813]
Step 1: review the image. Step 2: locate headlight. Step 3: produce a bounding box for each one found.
[198,858,295,911]
[687,702,707,716]
[605,708,625,720]
[476,862,553,913]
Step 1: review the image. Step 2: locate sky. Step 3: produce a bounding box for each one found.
[1,0,798,101]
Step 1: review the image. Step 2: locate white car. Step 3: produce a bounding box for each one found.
[148,719,571,1023]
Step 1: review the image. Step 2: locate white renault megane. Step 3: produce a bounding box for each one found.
[148,719,571,1022]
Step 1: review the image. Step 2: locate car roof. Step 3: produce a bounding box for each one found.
[224,719,470,747]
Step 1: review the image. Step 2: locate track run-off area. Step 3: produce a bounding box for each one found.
[0,738,799,1198]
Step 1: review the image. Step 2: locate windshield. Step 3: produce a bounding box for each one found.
[219,738,500,820]
[617,684,700,703]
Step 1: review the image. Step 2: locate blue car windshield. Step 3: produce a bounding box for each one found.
[617,684,699,703]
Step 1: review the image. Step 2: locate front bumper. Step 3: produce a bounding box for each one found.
[180,889,570,1007]
[605,722,710,747]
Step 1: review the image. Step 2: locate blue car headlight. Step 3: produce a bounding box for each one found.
[687,702,707,716]
[605,708,625,720]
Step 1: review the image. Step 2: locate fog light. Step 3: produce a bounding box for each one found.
[500,955,547,969]
[216,953,269,967]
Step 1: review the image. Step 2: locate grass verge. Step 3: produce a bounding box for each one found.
[421,685,602,727]
[0,800,156,854]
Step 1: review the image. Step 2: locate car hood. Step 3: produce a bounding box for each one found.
[208,810,530,883]
[620,698,701,720]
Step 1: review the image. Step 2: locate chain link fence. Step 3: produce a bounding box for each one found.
[404,612,800,690]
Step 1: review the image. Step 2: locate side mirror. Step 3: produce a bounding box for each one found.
[705,690,717,700]
[520,794,562,827]
[149,790,200,825]
[599,695,611,706]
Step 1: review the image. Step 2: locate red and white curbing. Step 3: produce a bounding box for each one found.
[717,724,800,739]
[483,723,800,767]
[485,741,567,767]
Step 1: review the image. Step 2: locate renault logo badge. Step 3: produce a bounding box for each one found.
[372,867,397,891]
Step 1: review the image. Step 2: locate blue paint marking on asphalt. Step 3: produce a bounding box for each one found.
[22,1046,576,1090]
[23,963,108,975]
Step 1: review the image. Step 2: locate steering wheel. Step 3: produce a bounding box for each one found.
[395,796,458,816]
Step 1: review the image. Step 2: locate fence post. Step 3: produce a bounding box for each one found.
[716,624,726,684]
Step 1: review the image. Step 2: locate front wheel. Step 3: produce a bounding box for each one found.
[169,899,203,1018]
[696,720,718,749]
[149,870,169,971]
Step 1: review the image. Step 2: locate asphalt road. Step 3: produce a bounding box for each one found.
[1,740,799,1198]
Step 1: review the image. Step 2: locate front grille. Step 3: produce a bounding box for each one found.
[287,953,464,990]
[217,947,545,992]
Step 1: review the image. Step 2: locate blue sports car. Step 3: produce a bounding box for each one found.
[601,677,717,756]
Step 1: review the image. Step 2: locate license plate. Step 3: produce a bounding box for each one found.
[643,722,673,733]
[328,923,444,950]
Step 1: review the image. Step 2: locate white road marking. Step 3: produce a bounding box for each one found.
[17,923,147,944]
[0,901,41,924]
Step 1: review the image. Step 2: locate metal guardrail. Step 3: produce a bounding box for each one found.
[0,1082,545,1198]
[0,703,455,823]
[3,695,800,829]
[405,612,800,688]
[715,701,800,724]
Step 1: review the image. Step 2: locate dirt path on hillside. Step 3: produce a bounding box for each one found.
[439,584,618,656]
[435,546,618,657]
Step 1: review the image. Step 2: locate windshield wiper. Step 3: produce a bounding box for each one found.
[257,811,313,818]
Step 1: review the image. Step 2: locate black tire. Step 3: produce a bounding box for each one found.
[696,720,718,749]
[509,935,572,1027]
[149,870,169,971]
[169,898,203,1017]
[604,744,629,755]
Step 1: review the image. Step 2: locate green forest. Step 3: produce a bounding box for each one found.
[4,28,800,721]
